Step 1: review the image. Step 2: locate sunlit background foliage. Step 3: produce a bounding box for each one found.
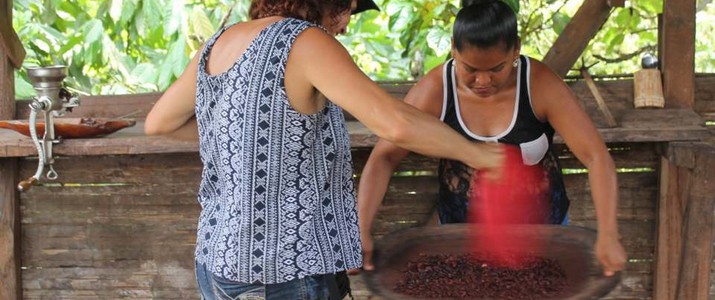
[12,0,715,98]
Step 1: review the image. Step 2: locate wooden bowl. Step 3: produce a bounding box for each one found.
[0,118,136,139]
[363,224,621,300]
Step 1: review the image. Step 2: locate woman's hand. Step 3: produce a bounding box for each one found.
[465,142,505,181]
[347,233,375,275]
[595,233,627,276]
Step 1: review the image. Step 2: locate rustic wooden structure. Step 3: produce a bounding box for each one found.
[1,0,25,298]
[1,0,713,299]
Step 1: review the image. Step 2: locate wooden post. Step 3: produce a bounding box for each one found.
[655,143,715,300]
[0,0,23,299]
[659,0,696,108]
[542,0,615,78]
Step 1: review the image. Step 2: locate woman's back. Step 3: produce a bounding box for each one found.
[194,18,362,285]
[204,17,282,76]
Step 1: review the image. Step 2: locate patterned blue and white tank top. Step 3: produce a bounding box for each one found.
[193,18,362,285]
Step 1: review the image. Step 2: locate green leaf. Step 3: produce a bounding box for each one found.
[608,34,625,52]
[110,0,123,22]
[426,27,451,57]
[501,0,520,13]
[164,0,185,37]
[614,8,631,26]
[141,0,163,33]
[120,0,139,25]
[83,19,104,44]
[189,7,215,41]
[639,0,663,14]
[14,72,37,99]
[551,12,570,34]
[58,34,83,54]
[424,54,448,73]
[131,63,159,84]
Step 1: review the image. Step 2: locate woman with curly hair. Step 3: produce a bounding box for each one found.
[145,0,503,298]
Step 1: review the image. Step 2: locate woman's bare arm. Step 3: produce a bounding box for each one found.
[290,28,503,171]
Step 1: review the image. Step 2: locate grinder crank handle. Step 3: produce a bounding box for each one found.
[18,177,38,192]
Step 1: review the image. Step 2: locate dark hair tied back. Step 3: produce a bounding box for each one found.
[453,0,518,52]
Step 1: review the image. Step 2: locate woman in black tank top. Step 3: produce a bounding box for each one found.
[356,0,626,278]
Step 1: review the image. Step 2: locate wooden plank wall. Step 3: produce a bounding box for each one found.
[18,143,662,299]
[19,154,203,298]
[11,79,714,299]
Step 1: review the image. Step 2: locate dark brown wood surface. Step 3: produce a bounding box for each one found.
[654,143,715,300]
[674,144,715,300]
[694,76,715,114]
[20,154,202,298]
[0,160,20,300]
[0,0,25,69]
[0,3,22,298]
[660,0,696,108]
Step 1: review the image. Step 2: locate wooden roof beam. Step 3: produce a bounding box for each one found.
[543,0,620,78]
[0,0,25,69]
[659,0,696,108]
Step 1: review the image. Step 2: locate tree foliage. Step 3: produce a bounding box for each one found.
[12,0,715,98]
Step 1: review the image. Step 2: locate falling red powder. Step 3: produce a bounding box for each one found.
[469,144,551,269]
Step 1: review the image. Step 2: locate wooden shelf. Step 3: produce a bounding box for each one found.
[0,108,710,158]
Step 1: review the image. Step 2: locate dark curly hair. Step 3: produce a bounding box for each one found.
[249,0,352,25]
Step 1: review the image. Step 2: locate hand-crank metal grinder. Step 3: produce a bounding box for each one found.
[17,65,80,192]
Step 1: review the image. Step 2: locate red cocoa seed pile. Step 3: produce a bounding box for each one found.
[393,253,567,299]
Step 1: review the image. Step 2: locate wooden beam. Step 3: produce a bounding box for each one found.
[581,68,618,127]
[653,156,686,300]
[674,144,715,300]
[0,1,22,299]
[0,159,20,300]
[660,0,696,108]
[0,0,26,68]
[655,143,715,300]
[542,0,614,78]
[607,0,625,7]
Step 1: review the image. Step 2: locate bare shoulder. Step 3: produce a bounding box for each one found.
[526,58,562,85]
[403,63,447,116]
[526,58,574,97]
[292,26,343,50]
[525,57,580,119]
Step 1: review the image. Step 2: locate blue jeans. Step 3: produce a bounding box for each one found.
[196,262,331,300]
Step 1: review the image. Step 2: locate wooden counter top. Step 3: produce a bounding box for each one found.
[0,108,710,158]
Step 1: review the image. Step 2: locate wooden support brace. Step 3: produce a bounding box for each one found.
[580,68,618,127]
